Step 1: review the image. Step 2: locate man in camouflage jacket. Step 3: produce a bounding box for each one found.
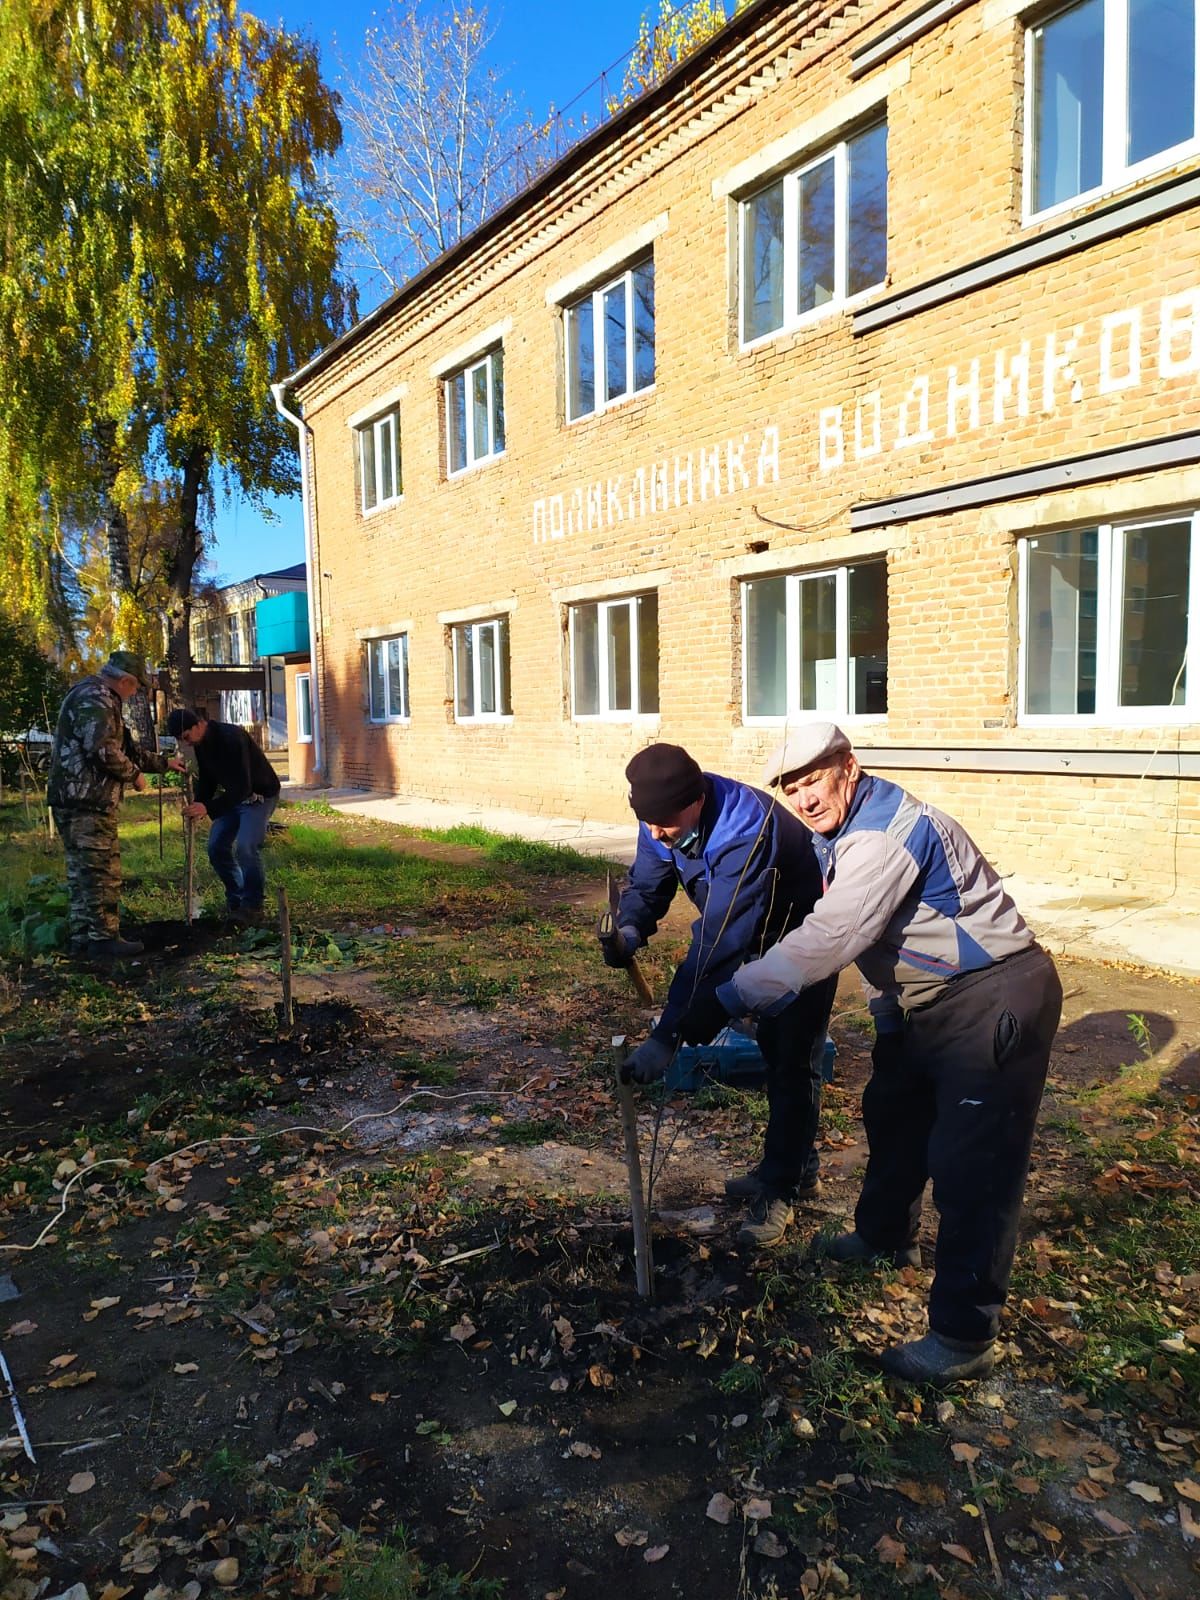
[47,650,184,959]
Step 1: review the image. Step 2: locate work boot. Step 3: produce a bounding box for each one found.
[87,935,144,961]
[814,1230,921,1269]
[880,1332,996,1384]
[231,905,265,928]
[737,1196,794,1249]
[725,1167,822,1202]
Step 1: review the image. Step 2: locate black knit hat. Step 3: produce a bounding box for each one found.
[625,744,704,823]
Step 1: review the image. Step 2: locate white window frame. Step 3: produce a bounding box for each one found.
[366,634,410,723]
[564,256,655,423]
[738,121,888,349]
[295,673,313,743]
[740,563,889,725]
[452,617,511,723]
[1017,512,1199,725]
[445,348,504,476]
[568,592,660,720]
[1024,0,1200,223]
[356,405,402,515]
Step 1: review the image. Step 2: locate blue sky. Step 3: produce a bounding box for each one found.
[214,0,662,584]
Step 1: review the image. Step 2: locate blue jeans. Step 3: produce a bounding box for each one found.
[207,797,277,910]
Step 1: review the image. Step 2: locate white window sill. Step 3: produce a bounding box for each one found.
[1024,142,1200,228]
[368,716,411,727]
[296,735,313,744]
[447,451,504,481]
[362,494,403,520]
[566,383,656,427]
[741,712,889,728]
[739,283,885,354]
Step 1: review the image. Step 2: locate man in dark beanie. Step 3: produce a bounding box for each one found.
[602,742,835,1248]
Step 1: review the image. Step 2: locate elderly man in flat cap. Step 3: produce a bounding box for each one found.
[48,650,185,961]
[678,723,1062,1382]
[602,742,836,1248]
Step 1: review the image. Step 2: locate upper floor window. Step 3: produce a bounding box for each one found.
[367,634,410,722]
[453,616,511,720]
[742,562,888,721]
[358,404,402,513]
[570,592,660,718]
[1019,514,1197,720]
[740,121,888,345]
[446,348,505,474]
[566,257,655,421]
[1028,0,1198,217]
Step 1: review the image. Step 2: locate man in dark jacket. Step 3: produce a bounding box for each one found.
[167,708,281,922]
[48,650,185,960]
[603,743,835,1248]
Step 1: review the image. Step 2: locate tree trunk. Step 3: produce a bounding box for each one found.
[95,421,134,596]
[165,442,209,708]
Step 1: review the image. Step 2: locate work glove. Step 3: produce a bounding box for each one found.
[598,920,643,969]
[620,1036,673,1085]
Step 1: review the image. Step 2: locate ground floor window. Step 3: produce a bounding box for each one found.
[453,617,511,720]
[296,673,313,742]
[1020,513,1197,720]
[366,635,409,721]
[742,561,888,721]
[569,592,659,717]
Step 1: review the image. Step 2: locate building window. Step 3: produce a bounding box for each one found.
[296,673,313,743]
[1019,515,1196,720]
[366,635,410,722]
[452,617,511,720]
[1027,0,1198,217]
[357,405,402,513]
[569,592,660,717]
[742,562,888,721]
[740,121,888,344]
[565,257,655,421]
[446,348,505,474]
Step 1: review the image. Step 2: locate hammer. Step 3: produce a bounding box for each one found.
[600,870,655,1007]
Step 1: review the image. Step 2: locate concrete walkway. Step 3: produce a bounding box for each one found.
[284,784,1200,981]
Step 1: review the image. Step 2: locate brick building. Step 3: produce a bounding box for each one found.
[278,0,1200,894]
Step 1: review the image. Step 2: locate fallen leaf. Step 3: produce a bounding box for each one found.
[173,1362,199,1375]
[449,1316,477,1343]
[894,1478,946,1507]
[211,1557,239,1586]
[568,1440,600,1458]
[1176,1478,1200,1503]
[1128,1481,1164,1504]
[643,1545,669,1563]
[48,1353,78,1370]
[66,1472,95,1495]
[1031,1519,1062,1544]
[550,1376,569,1392]
[1180,1500,1200,1541]
[753,1530,786,1558]
[706,1492,735,1525]
[369,1392,390,1404]
[743,1496,772,1521]
[951,1443,981,1464]
[875,1533,907,1566]
[293,1430,317,1449]
[97,1585,133,1600]
[497,1400,518,1417]
[90,1296,120,1311]
[49,1369,96,1389]
[1093,1508,1134,1536]
[615,1526,647,1548]
[940,1543,975,1565]
[731,1412,748,1428]
[5,1320,36,1336]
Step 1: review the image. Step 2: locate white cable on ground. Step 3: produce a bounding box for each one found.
[0,1077,544,1257]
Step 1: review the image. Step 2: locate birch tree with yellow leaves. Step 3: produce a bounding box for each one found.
[0,1,354,699]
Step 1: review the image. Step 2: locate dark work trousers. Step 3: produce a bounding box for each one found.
[207,796,278,910]
[854,945,1062,1344]
[754,973,838,1199]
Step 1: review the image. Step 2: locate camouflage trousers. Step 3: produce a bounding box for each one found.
[53,808,121,944]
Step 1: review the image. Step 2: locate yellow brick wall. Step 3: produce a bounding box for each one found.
[294,0,1200,893]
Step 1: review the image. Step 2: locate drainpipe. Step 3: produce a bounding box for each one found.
[270,382,323,783]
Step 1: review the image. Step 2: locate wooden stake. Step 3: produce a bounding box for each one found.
[157,774,164,859]
[182,772,195,924]
[277,886,294,1032]
[612,1035,653,1300]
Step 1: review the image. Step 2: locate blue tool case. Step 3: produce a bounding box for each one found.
[665,1030,836,1093]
